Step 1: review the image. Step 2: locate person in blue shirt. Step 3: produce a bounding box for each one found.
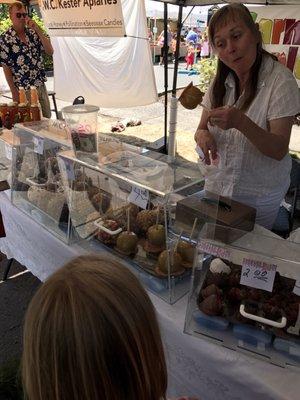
[185,27,198,45]
[0,2,53,117]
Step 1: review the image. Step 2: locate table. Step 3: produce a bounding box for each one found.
[0,191,299,400]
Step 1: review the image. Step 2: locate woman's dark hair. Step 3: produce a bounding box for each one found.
[208,3,276,111]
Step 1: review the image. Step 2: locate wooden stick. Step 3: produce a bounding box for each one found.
[155,205,160,228]
[190,218,198,242]
[175,229,183,252]
[96,176,103,214]
[127,207,130,233]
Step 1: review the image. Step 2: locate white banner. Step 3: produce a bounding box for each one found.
[53,0,157,107]
[38,0,125,37]
[248,5,300,86]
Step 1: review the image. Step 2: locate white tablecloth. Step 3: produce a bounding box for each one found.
[0,191,299,400]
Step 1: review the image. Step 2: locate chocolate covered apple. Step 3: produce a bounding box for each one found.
[199,294,223,316]
[96,219,120,246]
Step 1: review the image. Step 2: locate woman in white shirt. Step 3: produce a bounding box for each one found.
[195,3,300,229]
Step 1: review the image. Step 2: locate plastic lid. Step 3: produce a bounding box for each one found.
[61,104,99,114]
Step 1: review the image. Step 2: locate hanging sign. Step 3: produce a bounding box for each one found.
[248,5,300,86]
[38,0,125,37]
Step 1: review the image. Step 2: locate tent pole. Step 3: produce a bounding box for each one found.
[167,3,183,160]
[163,2,168,154]
[172,3,183,97]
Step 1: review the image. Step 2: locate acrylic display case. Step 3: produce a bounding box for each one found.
[184,223,300,367]
[11,120,77,244]
[57,136,206,303]
[0,129,16,189]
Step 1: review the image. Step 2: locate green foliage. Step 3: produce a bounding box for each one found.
[0,9,53,71]
[290,151,300,160]
[194,57,218,93]
[0,7,11,35]
[0,4,8,20]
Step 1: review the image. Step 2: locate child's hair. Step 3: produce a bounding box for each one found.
[22,255,167,400]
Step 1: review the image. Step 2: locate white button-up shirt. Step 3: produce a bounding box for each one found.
[202,55,300,199]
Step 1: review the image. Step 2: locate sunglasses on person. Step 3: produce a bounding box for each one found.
[16,12,28,19]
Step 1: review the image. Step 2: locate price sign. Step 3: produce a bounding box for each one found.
[293,280,300,296]
[198,240,231,260]
[5,144,12,161]
[128,186,149,209]
[33,137,44,155]
[240,258,277,292]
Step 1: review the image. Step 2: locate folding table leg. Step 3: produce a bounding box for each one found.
[2,258,14,281]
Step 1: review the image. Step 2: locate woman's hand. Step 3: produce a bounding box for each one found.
[194,129,217,165]
[208,106,244,130]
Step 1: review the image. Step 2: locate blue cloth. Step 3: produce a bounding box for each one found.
[186,30,198,44]
[0,27,46,90]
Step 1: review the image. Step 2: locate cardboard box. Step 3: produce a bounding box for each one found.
[175,191,256,242]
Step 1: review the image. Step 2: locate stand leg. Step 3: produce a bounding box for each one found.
[2,258,13,281]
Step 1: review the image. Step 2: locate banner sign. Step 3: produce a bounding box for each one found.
[248,5,300,86]
[38,0,125,37]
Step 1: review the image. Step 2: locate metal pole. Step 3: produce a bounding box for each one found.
[163,2,168,154]
[168,3,184,160]
[172,4,183,97]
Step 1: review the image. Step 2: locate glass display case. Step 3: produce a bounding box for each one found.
[57,135,206,303]
[184,223,300,367]
[11,120,77,244]
[0,129,16,189]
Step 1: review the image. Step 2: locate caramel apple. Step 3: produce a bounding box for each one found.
[116,231,138,256]
[91,192,110,213]
[136,209,163,234]
[147,224,165,246]
[157,250,183,275]
[177,240,195,265]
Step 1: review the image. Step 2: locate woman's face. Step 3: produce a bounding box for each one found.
[213,19,258,78]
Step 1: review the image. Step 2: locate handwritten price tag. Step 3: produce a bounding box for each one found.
[4,144,12,161]
[128,186,149,209]
[240,258,277,292]
[33,137,44,155]
[198,240,231,260]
